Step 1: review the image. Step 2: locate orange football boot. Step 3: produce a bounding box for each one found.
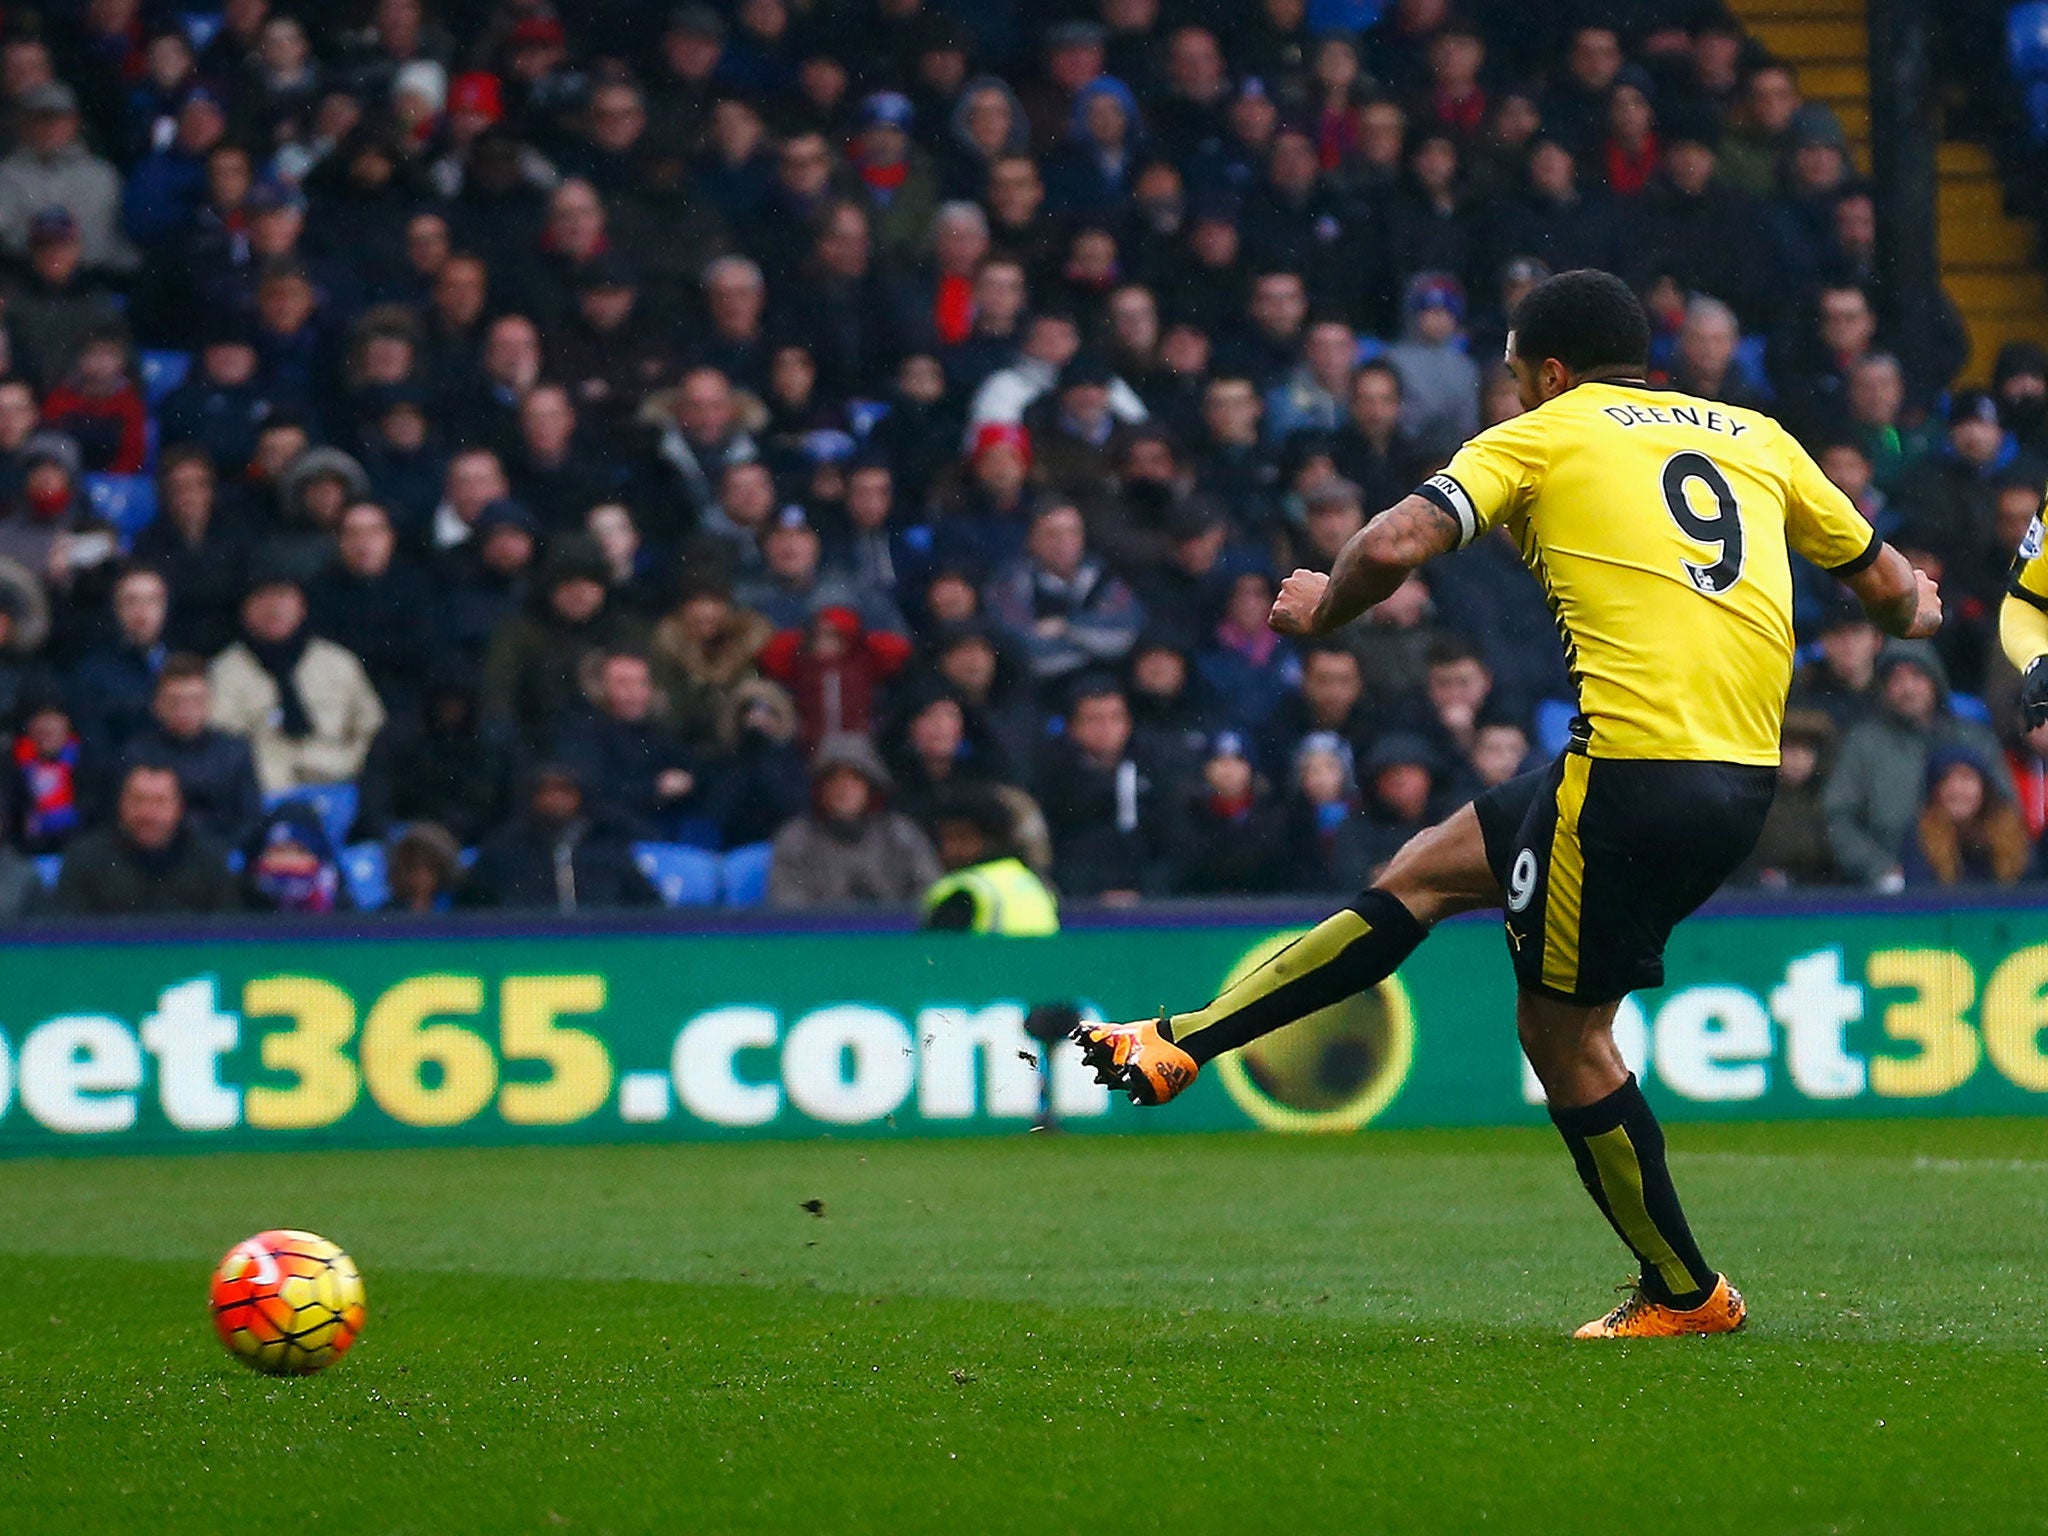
[1069,1013,1198,1105]
[1574,1274,1748,1340]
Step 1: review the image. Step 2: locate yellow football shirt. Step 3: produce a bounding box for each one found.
[2011,493,2048,611]
[1419,382,1879,766]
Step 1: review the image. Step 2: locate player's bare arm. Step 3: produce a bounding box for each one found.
[1841,542,1943,640]
[1268,495,1462,637]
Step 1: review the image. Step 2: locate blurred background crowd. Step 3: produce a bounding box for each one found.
[0,0,2042,917]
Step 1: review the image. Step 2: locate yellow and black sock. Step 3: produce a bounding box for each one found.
[1549,1074,1713,1308]
[1171,888,1427,1066]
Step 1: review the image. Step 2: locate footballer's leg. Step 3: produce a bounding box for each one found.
[1071,804,1501,1105]
[1521,990,1745,1339]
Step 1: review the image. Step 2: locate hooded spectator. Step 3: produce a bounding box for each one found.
[481,535,645,755]
[238,797,344,913]
[464,764,661,912]
[1384,272,1481,461]
[307,501,436,720]
[383,820,465,914]
[1174,729,1290,894]
[1904,745,2035,887]
[355,663,516,846]
[1735,708,1839,889]
[767,731,941,907]
[758,603,914,749]
[1823,641,2012,890]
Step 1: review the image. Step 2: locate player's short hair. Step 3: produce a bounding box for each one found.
[1509,269,1649,376]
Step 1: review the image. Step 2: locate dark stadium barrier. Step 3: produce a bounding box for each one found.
[0,892,2043,1154]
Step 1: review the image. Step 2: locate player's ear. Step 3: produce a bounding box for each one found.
[1540,357,1572,400]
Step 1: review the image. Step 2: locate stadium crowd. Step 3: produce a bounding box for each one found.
[0,0,2042,917]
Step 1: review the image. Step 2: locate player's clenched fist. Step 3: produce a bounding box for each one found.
[1269,569,1329,636]
[1905,568,1943,641]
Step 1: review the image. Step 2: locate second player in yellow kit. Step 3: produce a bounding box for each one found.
[1072,270,1941,1341]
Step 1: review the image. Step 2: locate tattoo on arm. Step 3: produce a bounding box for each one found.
[1314,495,1465,634]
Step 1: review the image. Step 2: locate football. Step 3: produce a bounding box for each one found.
[209,1230,367,1376]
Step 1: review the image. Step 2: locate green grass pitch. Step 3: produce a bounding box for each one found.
[3,1120,2047,1534]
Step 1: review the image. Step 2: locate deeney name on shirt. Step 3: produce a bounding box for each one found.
[1598,403,1750,437]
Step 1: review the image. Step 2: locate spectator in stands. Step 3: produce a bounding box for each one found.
[1034,678,1177,900]
[766,731,939,908]
[1736,709,1838,889]
[1995,343,2048,462]
[1331,732,1441,887]
[435,497,535,671]
[11,697,85,853]
[209,569,385,795]
[1196,570,1299,734]
[308,502,435,725]
[384,821,465,914]
[41,325,146,473]
[237,797,343,913]
[1664,297,1769,410]
[1384,273,1479,462]
[53,762,239,915]
[1903,747,2035,887]
[157,318,277,477]
[557,649,704,841]
[738,506,905,636]
[355,663,514,847]
[1791,595,1887,733]
[1824,642,2011,891]
[269,446,371,583]
[1842,353,1932,496]
[128,448,249,658]
[1897,391,2030,615]
[1173,729,1288,894]
[1420,635,1495,766]
[0,82,137,276]
[68,565,169,758]
[3,206,122,392]
[463,764,660,912]
[1330,361,1423,517]
[482,535,642,755]
[121,655,262,847]
[988,502,1142,692]
[1264,318,1358,447]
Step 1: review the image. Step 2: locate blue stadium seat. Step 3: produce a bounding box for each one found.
[721,842,774,907]
[2029,79,2048,143]
[1951,692,1993,726]
[83,474,157,545]
[138,349,191,405]
[1534,699,1580,758]
[181,11,223,50]
[2011,2,2048,78]
[340,843,389,911]
[264,783,360,852]
[633,843,720,907]
[33,854,61,890]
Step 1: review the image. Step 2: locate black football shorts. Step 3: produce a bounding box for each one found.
[1473,751,1776,1006]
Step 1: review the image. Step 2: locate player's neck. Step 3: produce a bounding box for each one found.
[1566,366,1650,391]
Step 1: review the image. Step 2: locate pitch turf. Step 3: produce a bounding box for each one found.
[3,1122,2047,1534]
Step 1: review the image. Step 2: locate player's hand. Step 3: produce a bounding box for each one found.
[1269,569,1329,636]
[2023,656,2048,730]
[1904,568,1943,640]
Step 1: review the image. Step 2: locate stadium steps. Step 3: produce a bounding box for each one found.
[1734,0,2048,381]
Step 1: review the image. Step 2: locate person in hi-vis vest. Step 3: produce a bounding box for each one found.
[920,784,1058,935]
